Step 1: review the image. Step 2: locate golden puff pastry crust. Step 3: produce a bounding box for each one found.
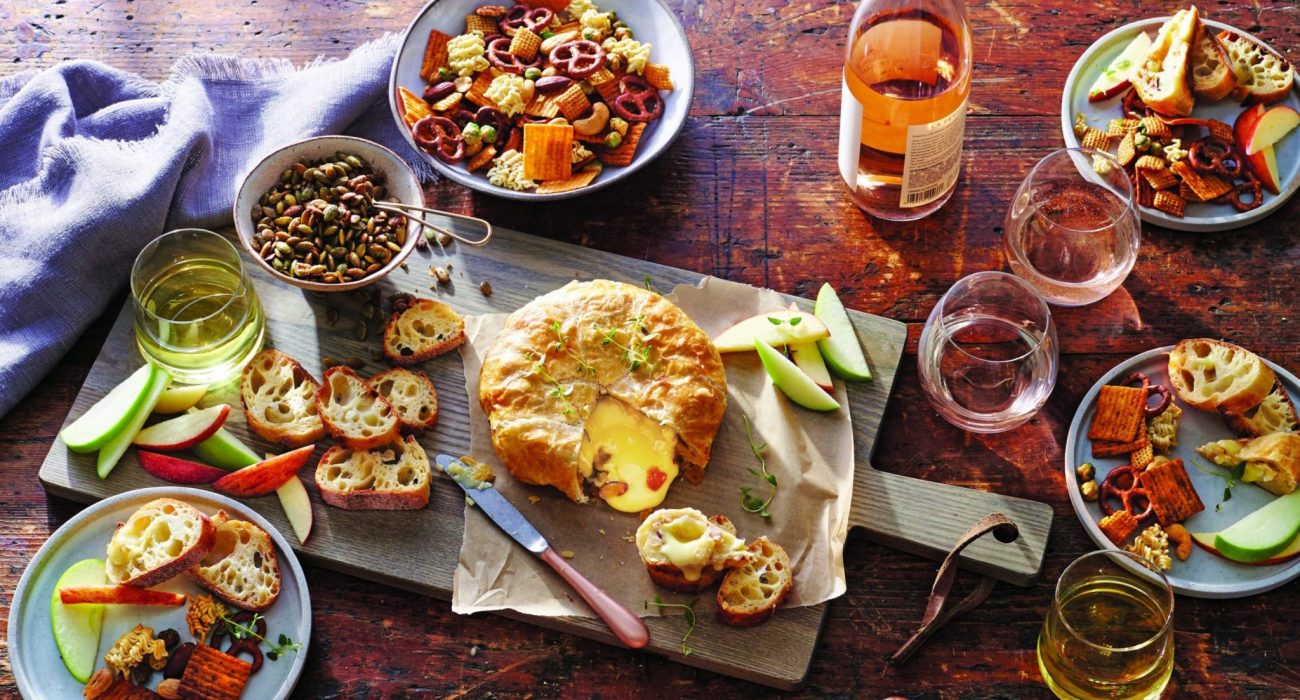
[478,280,727,503]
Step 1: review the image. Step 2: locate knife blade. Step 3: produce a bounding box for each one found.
[435,455,650,649]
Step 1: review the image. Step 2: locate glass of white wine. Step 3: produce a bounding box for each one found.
[1038,550,1175,700]
[1004,148,1141,306]
[131,229,265,384]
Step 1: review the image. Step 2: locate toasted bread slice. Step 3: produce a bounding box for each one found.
[1167,338,1276,413]
[317,366,401,450]
[1220,380,1299,437]
[185,511,281,612]
[314,435,432,510]
[383,298,466,365]
[635,510,751,593]
[716,537,793,627]
[372,368,439,431]
[106,498,215,587]
[1198,433,1300,495]
[1132,8,1198,116]
[240,349,326,447]
[1190,20,1237,100]
[1218,30,1295,105]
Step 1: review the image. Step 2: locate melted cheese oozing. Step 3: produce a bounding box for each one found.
[636,509,747,582]
[578,398,678,512]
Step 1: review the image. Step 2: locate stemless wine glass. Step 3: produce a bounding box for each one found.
[131,229,266,384]
[1004,148,1141,306]
[1037,550,1175,700]
[917,271,1059,432]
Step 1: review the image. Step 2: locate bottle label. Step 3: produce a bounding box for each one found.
[837,79,864,191]
[899,97,967,208]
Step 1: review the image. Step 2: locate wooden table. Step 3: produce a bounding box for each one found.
[4,1,1299,696]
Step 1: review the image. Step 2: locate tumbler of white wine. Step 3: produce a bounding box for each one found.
[131,229,265,384]
[1037,550,1174,700]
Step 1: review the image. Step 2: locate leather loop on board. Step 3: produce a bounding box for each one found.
[888,513,1020,665]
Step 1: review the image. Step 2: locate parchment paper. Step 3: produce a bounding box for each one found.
[452,276,855,617]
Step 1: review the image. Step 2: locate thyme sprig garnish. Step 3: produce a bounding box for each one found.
[220,612,302,661]
[599,314,656,373]
[643,273,660,295]
[526,349,576,416]
[548,319,596,376]
[739,415,777,519]
[645,595,697,656]
[1190,458,1247,511]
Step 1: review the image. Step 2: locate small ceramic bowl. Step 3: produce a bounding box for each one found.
[388,0,695,201]
[233,135,424,292]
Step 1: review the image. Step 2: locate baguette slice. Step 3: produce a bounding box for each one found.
[383,298,466,365]
[1220,380,1300,437]
[185,511,281,612]
[317,366,401,450]
[1132,8,1198,116]
[1218,30,1296,105]
[1167,338,1276,413]
[240,349,326,447]
[1190,19,1237,100]
[372,368,439,431]
[716,537,793,627]
[106,498,215,587]
[314,435,432,510]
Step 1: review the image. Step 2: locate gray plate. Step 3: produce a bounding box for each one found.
[1065,347,1300,598]
[1061,18,1300,232]
[8,487,311,698]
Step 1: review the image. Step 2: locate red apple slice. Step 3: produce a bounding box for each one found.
[59,586,186,606]
[1088,31,1153,102]
[276,475,314,544]
[137,451,228,485]
[1191,530,1300,566]
[789,342,834,393]
[132,404,230,451]
[213,445,316,497]
[1247,146,1282,195]
[1244,105,1300,155]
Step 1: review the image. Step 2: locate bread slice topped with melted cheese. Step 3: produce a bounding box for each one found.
[1132,8,1198,116]
[186,511,281,611]
[106,498,216,587]
[635,508,752,593]
[240,349,326,448]
[1197,433,1300,495]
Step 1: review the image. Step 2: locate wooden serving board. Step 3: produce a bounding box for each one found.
[38,226,1052,689]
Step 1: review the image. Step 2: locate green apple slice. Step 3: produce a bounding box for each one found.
[755,339,840,412]
[190,417,261,471]
[152,383,209,414]
[60,365,158,453]
[1215,490,1300,563]
[50,558,107,682]
[813,283,872,381]
[96,365,171,479]
[713,311,829,353]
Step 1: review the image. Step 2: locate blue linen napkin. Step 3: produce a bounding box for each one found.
[0,35,430,419]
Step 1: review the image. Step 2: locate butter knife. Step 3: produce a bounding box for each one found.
[435,455,650,649]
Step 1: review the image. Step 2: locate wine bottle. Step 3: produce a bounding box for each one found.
[837,0,972,220]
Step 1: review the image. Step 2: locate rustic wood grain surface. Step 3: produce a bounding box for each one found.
[3,0,1299,698]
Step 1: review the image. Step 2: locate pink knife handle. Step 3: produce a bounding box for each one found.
[540,547,649,649]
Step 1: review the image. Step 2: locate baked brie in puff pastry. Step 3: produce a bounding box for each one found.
[478,280,727,511]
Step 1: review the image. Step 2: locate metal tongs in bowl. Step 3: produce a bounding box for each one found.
[370,201,494,248]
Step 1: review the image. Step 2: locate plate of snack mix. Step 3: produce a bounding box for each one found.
[1065,342,1300,598]
[1062,13,1300,232]
[389,0,693,200]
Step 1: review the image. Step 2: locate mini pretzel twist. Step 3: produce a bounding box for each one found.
[1100,466,1154,520]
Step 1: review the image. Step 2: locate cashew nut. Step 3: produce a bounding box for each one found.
[541,30,579,54]
[1166,523,1192,561]
[573,103,610,136]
